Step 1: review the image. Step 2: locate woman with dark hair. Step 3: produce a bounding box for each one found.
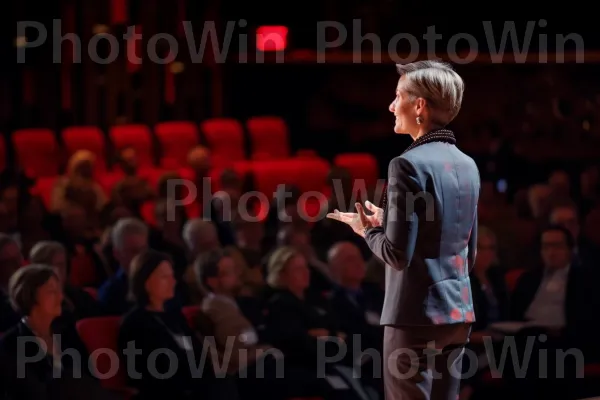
[0,264,113,400]
[118,249,239,400]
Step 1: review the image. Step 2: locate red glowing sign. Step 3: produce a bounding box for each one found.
[256,26,288,51]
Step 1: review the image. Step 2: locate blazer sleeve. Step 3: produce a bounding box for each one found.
[365,157,422,271]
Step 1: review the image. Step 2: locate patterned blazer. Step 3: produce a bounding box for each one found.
[365,130,480,326]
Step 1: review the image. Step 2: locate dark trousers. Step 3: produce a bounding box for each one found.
[383,323,471,400]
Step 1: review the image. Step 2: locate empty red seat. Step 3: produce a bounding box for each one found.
[12,128,59,178]
[200,118,245,166]
[76,317,136,398]
[251,158,330,196]
[334,153,379,189]
[155,121,200,168]
[109,124,154,167]
[246,116,290,159]
[61,126,107,172]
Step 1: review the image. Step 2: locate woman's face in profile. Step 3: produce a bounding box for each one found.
[35,276,64,318]
[389,78,417,135]
[145,261,176,304]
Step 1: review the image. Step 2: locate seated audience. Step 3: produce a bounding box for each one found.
[50,150,107,213]
[118,249,239,400]
[29,240,100,321]
[549,202,599,266]
[55,202,110,287]
[97,217,149,315]
[149,199,188,276]
[469,226,509,341]
[110,147,154,214]
[193,248,331,400]
[507,225,599,398]
[327,242,384,352]
[265,246,375,400]
[276,224,333,296]
[0,264,114,400]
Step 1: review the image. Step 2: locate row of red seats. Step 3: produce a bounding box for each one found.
[5,116,294,178]
[30,152,379,217]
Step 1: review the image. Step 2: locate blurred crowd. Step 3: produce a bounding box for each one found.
[0,135,599,400]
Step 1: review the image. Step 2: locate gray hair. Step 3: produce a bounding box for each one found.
[111,217,148,251]
[29,241,66,265]
[182,218,217,249]
[396,60,464,125]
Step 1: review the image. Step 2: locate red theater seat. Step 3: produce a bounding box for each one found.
[505,268,525,292]
[12,128,59,178]
[334,153,379,189]
[109,124,154,167]
[76,317,136,398]
[200,118,246,166]
[155,121,200,168]
[246,116,291,159]
[251,158,330,197]
[61,126,107,172]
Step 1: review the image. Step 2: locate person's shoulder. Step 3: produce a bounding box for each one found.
[120,306,148,327]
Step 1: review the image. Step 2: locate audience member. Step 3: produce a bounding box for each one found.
[29,241,100,321]
[118,249,239,400]
[50,150,107,213]
[97,217,149,315]
[549,202,599,266]
[0,264,114,400]
[193,248,332,399]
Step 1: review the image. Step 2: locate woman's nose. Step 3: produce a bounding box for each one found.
[389,101,395,113]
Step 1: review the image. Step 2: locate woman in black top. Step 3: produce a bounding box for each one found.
[118,249,238,400]
[0,264,113,400]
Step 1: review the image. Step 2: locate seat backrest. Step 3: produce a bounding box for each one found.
[12,128,59,178]
[109,124,154,167]
[200,118,245,165]
[76,316,127,390]
[251,158,330,196]
[334,153,379,189]
[155,121,200,168]
[505,269,526,292]
[246,116,290,159]
[61,126,107,172]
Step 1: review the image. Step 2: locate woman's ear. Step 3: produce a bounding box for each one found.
[415,97,427,114]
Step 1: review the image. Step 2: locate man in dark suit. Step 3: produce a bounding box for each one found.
[328,61,479,400]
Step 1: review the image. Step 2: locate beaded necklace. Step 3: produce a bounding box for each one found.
[379,129,456,211]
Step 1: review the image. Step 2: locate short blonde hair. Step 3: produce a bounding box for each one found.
[266,246,299,289]
[396,60,464,124]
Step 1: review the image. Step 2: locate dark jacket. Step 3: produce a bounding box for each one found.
[365,135,480,326]
[469,266,509,331]
[328,282,384,350]
[509,262,598,348]
[0,321,110,400]
[118,306,238,400]
[264,289,344,367]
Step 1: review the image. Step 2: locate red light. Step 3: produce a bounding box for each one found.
[256,26,288,51]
